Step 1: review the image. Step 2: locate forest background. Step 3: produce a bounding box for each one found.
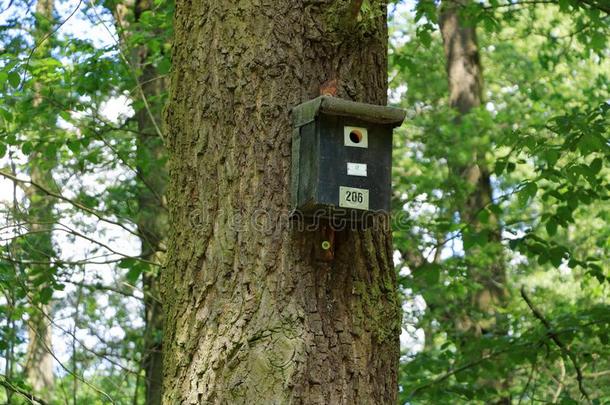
[0,0,608,403]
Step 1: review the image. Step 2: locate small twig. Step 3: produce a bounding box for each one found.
[520,286,591,403]
[0,0,15,14]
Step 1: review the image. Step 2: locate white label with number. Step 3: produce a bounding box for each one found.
[339,186,369,210]
[347,162,367,177]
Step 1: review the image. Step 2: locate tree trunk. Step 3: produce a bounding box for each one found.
[439,0,508,401]
[24,280,54,396]
[135,50,166,405]
[440,0,506,336]
[24,0,56,396]
[162,1,401,403]
[24,160,55,395]
[112,1,168,402]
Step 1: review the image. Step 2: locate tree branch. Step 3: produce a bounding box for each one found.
[481,0,556,10]
[520,286,591,403]
[580,0,610,14]
[408,345,518,399]
[0,170,140,238]
[481,0,609,14]
[1,221,158,266]
[0,375,48,405]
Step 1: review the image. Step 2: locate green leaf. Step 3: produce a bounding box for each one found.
[549,246,565,268]
[589,157,602,175]
[589,31,606,52]
[477,209,490,224]
[59,110,71,121]
[8,71,20,88]
[157,57,171,75]
[21,141,33,155]
[126,266,143,284]
[558,0,570,12]
[413,263,440,285]
[556,206,574,224]
[67,140,81,154]
[518,182,538,207]
[118,258,137,269]
[463,230,488,250]
[546,217,558,236]
[39,287,53,304]
[494,161,506,175]
[543,150,560,167]
[489,204,502,216]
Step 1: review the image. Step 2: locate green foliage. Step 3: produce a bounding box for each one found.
[0,0,171,402]
[391,0,609,403]
[0,0,608,403]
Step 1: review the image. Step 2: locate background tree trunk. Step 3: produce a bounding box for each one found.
[135,48,166,405]
[439,0,508,401]
[112,1,168,402]
[440,0,506,337]
[162,1,401,403]
[24,0,56,396]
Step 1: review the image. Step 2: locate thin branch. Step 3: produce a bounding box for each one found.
[1,222,158,266]
[481,0,556,10]
[19,0,84,89]
[520,286,591,403]
[90,128,166,209]
[0,375,47,405]
[86,0,165,143]
[584,370,610,378]
[0,169,140,238]
[24,313,117,404]
[480,0,609,14]
[408,345,517,399]
[580,0,610,14]
[0,254,148,267]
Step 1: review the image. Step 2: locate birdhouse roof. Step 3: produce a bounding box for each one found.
[291,96,406,128]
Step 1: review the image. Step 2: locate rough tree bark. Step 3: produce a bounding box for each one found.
[162,1,401,403]
[23,0,56,396]
[439,0,508,400]
[112,1,168,403]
